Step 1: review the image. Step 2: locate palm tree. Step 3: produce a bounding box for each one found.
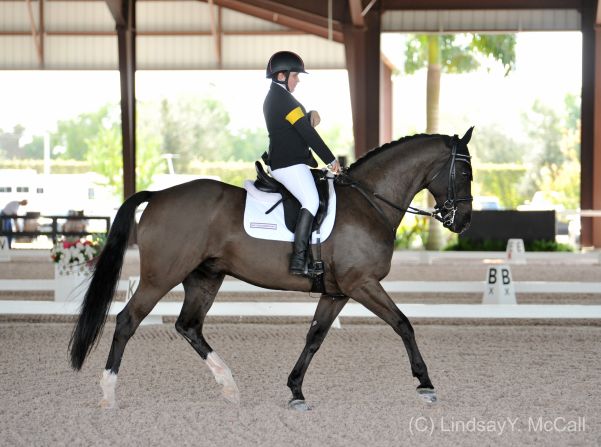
[404,34,516,250]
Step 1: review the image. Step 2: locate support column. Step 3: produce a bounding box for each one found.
[117,0,136,201]
[380,58,393,145]
[595,27,601,247]
[343,5,381,159]
[581,0,601,247]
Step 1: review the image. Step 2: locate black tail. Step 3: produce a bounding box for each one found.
[69,191,153,370]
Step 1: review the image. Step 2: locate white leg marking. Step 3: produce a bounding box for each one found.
[99,369,118,409]
[205,352,240,405]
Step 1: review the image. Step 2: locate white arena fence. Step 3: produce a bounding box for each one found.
[1,250,601,321]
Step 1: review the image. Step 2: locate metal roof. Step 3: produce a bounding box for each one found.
[0,0,584,70]
[382,9,581,32]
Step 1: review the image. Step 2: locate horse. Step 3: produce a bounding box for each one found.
[69,128,474,411]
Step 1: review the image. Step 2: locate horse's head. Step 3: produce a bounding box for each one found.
[426,127,474,234]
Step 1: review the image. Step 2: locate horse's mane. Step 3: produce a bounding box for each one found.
[348,133,451,171]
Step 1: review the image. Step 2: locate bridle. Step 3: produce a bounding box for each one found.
[336,135,473,234]
[426,135,473,228]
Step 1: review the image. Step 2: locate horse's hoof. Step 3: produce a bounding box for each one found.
[417,388,437,404]
[222,385,240,405]
[99,398,117,409]
[288,399,312,412]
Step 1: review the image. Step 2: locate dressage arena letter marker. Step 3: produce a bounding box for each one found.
[126,277,140,302]
[506,238,526,264]
[482,264,517,305]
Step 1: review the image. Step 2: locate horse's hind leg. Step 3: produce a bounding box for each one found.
[287,294,349,411]
[174,269,240,404]
[344,280,436,403]
[100,281,170,409]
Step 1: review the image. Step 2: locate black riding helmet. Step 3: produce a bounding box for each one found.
[266,51,308,91]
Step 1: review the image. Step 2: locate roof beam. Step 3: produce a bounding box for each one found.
[207,0,344,42]
[348,0,365,27]
[208,0,223,68]
[105,0,126,26]
[25,0,43,66]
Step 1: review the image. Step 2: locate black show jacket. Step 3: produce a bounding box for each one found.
[263,82,336,170]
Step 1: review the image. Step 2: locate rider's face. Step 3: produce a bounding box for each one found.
[287,72,299,92]
[278,72,300,92]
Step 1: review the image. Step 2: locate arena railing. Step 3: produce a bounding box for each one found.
[0,214,110,245]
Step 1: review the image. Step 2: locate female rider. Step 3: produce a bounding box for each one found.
[263,51,341,275]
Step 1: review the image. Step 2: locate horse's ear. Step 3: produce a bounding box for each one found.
[461,126,474,144]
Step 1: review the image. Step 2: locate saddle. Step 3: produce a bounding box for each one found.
[253,161,330,234]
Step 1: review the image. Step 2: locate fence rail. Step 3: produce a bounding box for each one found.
[1,300,601,320]
[0,215,110,244]
[1,279,601,295]
[1,278,601,321]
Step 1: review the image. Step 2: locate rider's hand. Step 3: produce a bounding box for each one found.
[327,159,341,175]
[309,110,321,127]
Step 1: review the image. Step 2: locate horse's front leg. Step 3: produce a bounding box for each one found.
[343,280,437,403]
[287,294,349,411]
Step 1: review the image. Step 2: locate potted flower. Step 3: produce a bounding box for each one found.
[51,236,104,302]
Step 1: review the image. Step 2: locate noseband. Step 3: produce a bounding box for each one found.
[427,135,473,228]
[337,135,473,233]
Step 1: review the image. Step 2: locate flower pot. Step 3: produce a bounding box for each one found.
[54,264,90,302]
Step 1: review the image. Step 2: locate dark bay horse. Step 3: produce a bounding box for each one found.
[70,129,474,411]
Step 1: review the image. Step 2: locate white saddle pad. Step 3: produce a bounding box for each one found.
[243,177,336,243]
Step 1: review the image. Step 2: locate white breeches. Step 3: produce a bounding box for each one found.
[271,163,319,215]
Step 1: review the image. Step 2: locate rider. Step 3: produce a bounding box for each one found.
[263,50,341,276]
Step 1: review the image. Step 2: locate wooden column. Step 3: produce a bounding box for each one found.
[343,4,381,159]
[581,0,601,247]
[117,0,137,201]
[380,58,393,145]
[594,26,601,247]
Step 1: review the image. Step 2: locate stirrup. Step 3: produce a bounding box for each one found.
[307,260,324,276]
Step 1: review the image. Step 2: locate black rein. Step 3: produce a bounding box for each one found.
[336,135,473,234]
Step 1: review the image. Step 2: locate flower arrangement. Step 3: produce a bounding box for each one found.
[51,236,104,276]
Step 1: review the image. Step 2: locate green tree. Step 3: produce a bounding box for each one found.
[140,96,234,171]
[521,94,581,209]
[22,135,44,159]
[86,125,123,198]
[229,128,269,161]
[159,99,183,165]
[522,100,566,199]
[470,125,524,164]
[404,33,516,249]
[319,124,355,162]
[53,105,118,160]
[86,118,163,198]
[564,93,580,136]
[136,133,163,192]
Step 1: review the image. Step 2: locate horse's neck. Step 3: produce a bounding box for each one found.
[351,139,442,228]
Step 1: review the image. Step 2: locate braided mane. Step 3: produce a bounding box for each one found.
[348,133,451,171]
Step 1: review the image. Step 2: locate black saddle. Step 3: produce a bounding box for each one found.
[253,161,330,234]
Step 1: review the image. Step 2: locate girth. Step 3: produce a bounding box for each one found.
[253,161,330,234]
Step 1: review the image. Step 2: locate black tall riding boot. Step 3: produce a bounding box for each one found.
[289,208,314,275]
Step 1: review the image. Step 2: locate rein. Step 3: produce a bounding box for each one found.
[336,136,473,233]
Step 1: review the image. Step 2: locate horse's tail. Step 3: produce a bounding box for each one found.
[69,190,153,370]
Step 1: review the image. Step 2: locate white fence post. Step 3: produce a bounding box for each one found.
[506,239,526,264]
